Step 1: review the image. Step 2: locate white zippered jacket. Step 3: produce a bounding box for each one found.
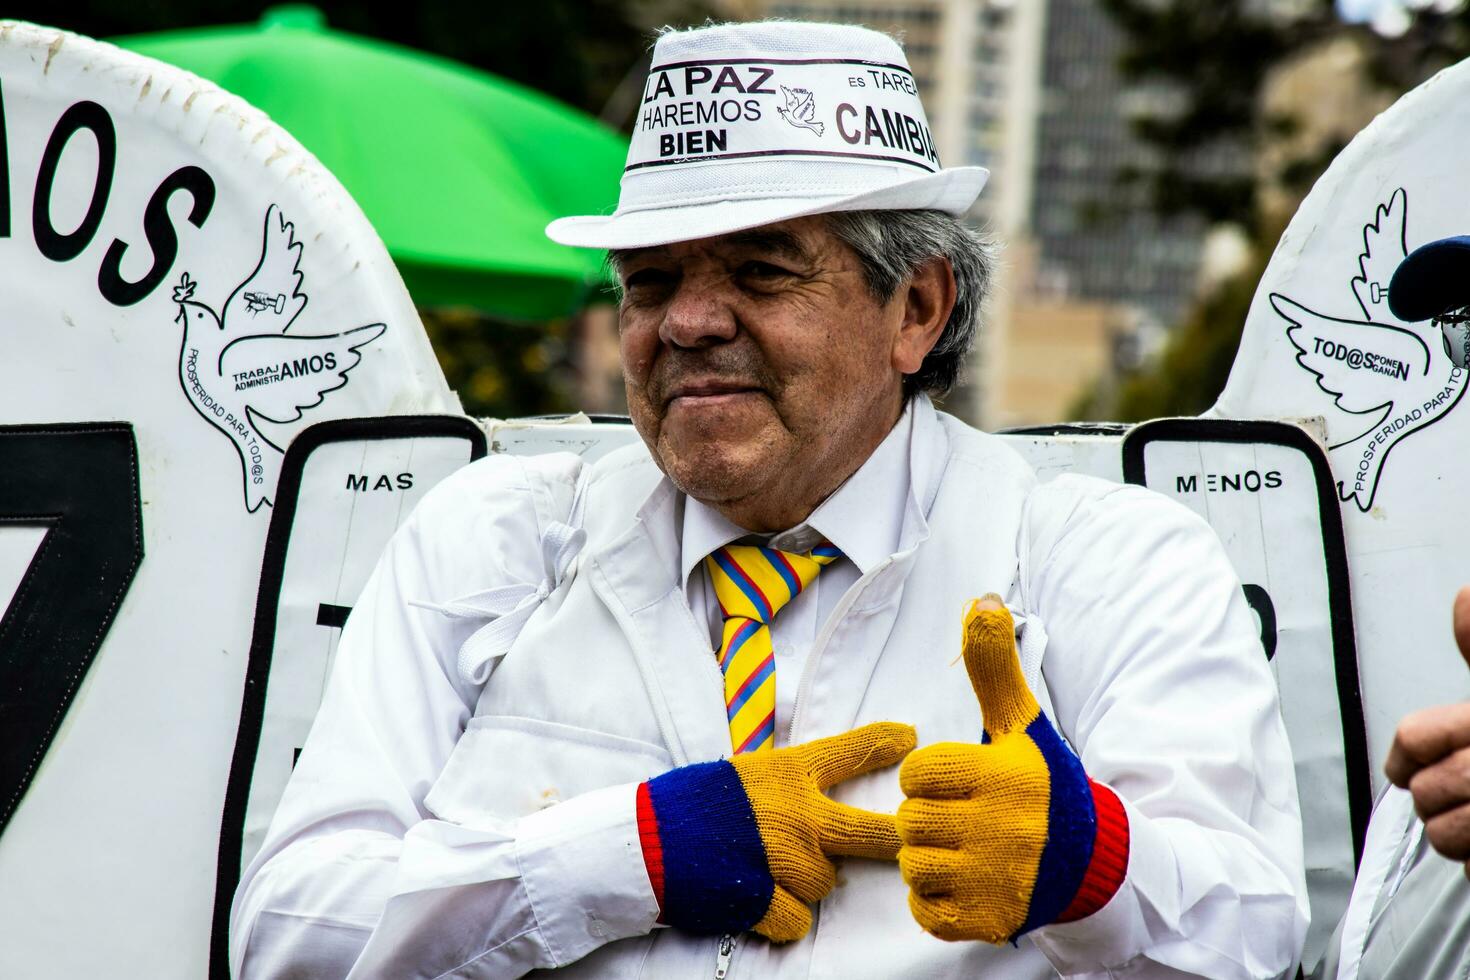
[231,400,1309,979]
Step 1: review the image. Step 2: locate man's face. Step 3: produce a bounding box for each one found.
[1435,305,1470,370]
[615,216,915,531]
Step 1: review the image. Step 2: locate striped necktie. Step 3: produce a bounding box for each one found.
[705,542,842,754]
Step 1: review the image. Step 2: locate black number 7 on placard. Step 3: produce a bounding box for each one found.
[0,424,143,837]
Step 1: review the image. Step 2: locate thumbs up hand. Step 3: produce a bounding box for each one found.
[1385,585,1470,876]
[896,596,1131,943]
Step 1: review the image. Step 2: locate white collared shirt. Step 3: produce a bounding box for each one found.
[678,402,915,745]
[233,396,1308,980]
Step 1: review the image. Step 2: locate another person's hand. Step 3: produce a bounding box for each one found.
[636,721,915,942]
[1384,585,1470,877]
[896,596,1130,943]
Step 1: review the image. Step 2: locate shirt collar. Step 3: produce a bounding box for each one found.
[678,396,928,589]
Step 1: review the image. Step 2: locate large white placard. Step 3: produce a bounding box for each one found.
[1120,419,1366,970]
[1214,56,1470,784]
[241,418,1360,973]
[0,22,454,979]
[220,417,486,934]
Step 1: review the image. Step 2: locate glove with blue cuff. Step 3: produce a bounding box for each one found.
[635,722,916,942]
[897,597,1130,944]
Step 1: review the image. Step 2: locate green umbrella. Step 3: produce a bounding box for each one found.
[117,5,627,320]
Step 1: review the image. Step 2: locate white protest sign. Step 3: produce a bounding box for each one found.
[242,417,1360,972]
[1213,56,1470,782]
[0,22,454,980]
[998,423,1129,483]
[1119,419,1366,970]
[220,417,485,941]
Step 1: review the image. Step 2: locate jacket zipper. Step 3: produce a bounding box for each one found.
[713,933,736,978]
[786,556,897,744]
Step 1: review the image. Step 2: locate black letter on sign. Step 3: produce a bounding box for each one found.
[316,603,352,629]
[0,79,10,238]
[32,101,116,262]
[0,424,144,838]
[1241,583,1278,661]
[98,166,216,306]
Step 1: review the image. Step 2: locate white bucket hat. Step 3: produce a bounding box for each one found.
[546,21,989,250]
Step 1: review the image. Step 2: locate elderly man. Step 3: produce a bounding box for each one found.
[231,21,1307,979]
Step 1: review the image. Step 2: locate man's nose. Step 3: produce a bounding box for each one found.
[659,279,738,348]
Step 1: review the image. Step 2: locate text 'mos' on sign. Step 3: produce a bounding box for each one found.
[0,22,452,980]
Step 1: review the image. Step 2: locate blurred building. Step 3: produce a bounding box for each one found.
[1026,0,1208,326]
[1026,0,1317,323]
[978,0,1227,428]
[980,238,1132,426]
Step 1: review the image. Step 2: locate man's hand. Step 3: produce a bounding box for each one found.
[1385,585,1470,877]
[896,596,1129,943]
[635,721,915,942]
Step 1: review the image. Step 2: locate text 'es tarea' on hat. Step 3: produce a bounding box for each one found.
[1389,235,1470,322]
[546,21,989,251]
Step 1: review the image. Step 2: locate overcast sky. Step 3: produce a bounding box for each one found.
[1338,0,1392,20]
[1339,0,1470,24]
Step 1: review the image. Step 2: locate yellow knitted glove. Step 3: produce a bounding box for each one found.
[896,597,1130,943]
[637,721,916,942]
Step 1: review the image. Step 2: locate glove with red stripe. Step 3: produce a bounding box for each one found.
[897,596,1130,943]
[635,722,915,942]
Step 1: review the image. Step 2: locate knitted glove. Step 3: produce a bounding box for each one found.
[896,597,1129,943]
[635,722,916,942]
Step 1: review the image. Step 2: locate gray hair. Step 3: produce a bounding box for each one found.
[606,209,993,398]
[824,209,994,398]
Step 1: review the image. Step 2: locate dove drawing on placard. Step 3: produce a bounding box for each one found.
[1273,188,1466,511]
[174,204,387,512]
[778,85,825,137]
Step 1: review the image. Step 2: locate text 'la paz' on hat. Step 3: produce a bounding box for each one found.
[546,21,989,251]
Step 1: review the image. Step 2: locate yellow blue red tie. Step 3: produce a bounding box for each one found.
[705,542,841,754]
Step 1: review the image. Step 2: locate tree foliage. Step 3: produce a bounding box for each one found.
[1083,0,1470,423]
[1073,226,1277,422]
[13,1,669,119]
[1367,3,1470,91]
[1097,0,1339,232]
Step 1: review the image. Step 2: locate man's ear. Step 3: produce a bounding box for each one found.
[892,256,957,375]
